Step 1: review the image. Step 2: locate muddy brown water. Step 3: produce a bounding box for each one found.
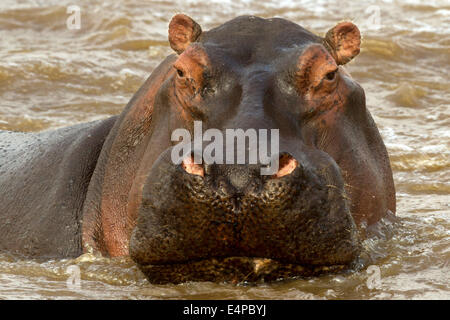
[0,0,449,299]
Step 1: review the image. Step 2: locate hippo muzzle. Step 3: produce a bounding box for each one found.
[130,147,360,284]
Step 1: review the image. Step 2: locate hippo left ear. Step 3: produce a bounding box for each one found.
[323,22,361,65]
[169,14,202,55]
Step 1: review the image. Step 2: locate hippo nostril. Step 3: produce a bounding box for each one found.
[181,154,204,177]
[272,154,299,178]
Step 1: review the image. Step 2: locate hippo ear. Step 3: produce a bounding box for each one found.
[323,22,361,65]
[168,14,203,54]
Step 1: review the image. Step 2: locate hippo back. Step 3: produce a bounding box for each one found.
[0,117,116,258]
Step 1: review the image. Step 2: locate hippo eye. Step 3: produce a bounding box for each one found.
[325,69,337,81]
[176,68,184,78]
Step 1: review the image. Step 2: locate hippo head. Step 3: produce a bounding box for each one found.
[83,15,396,284]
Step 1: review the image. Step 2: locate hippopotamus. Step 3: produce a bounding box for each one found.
[0,14,396,284]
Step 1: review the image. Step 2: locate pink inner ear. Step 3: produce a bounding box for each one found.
[325,22,361,65]
[168,14,202,54]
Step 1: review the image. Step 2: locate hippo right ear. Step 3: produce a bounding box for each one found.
[169,14,203,54]
[323,22,361,65]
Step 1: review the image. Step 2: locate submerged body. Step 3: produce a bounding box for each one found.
[0,15,395,283]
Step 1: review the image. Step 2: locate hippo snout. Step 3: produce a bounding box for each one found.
[129,148,360,284]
